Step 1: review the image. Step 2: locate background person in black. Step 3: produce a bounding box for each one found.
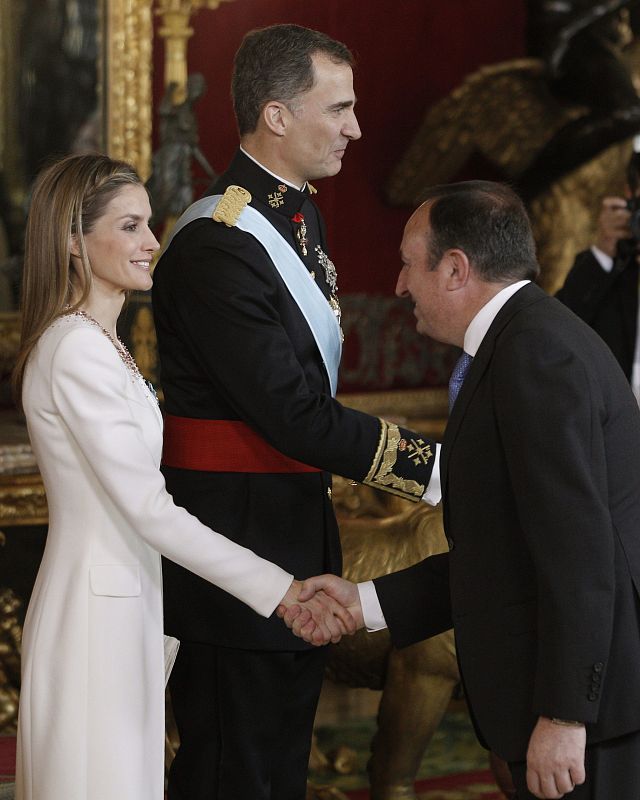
[152,24,440,800]
[556,146,640,401]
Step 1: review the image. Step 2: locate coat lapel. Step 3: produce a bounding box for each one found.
[440,283,547,491]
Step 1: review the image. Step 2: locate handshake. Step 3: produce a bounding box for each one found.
[277,575,365,645]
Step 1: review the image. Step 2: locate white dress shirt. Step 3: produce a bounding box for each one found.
[240,145,306,191]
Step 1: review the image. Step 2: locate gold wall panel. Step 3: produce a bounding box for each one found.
[105,0,154,180]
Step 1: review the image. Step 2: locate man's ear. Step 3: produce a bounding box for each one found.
[444,249,471,291]
[262,101,289,137]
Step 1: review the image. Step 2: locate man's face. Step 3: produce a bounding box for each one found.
[283,53,361,185]
[396,205,454,345]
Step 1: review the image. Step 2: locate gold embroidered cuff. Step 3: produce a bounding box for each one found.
[362,419,428,502]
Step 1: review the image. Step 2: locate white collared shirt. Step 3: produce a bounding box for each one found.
[359,280,531,631]
[239,145,306,192]
[463,280,531,356]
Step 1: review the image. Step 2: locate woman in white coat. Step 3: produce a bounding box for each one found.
[13,154,350,800]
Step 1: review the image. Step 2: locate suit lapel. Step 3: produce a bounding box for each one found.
[440,283,547,491]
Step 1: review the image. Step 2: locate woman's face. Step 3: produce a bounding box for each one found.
[78,184,160,295]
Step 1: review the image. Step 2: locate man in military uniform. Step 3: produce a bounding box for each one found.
[152,24,439,800]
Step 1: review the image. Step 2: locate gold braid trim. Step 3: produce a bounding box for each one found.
[362,419,425,502]
[212,185,252,227]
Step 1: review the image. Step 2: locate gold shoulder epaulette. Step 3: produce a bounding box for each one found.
[212,185,252,227]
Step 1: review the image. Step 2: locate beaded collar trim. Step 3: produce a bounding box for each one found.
[65,310,158,404]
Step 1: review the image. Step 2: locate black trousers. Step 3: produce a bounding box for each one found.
[167,641,328,800]
[509,729,640,799]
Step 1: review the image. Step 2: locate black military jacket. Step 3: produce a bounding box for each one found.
[152,149,436,649]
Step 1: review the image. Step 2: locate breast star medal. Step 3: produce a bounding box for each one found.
[292,212,308,256]
[315,245,338,296]
[315,244,343,341]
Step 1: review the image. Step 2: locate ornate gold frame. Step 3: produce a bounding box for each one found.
[107,1,235,177]
[0,0,154,200]
[105,0,154,180]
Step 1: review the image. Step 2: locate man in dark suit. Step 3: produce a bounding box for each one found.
[289,181,640,799]
[556,194,640,395]
[152,24,439,800]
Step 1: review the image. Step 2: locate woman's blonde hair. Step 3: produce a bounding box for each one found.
[13,153,143,405]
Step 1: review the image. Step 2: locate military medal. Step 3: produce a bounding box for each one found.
[315,244,343,340]
[268,191,285,209]
[268,184,287,209]
[315,245,338,296]
[292,212,308,256]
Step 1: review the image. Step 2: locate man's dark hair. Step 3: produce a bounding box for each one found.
[232,24,354,136]
[421,181,540,283]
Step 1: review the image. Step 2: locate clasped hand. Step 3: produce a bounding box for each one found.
[277,575,364,645]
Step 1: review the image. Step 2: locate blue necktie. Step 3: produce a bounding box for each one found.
[448,351,473,412]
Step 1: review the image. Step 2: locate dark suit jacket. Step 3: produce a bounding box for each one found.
[375,283,640,762]
[152,150,435,650]
[556,248,638,379]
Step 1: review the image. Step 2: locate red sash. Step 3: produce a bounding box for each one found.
[162,414,321,473]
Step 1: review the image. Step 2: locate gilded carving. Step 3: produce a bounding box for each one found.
[155,0,237,103]
[156,0,236,12]
[530,141,632,294]
[0,588,22,732]
[306,786,350,800]
[106,0,154,180]
[386,59,586,208]
[385,41,640,295]
[0,476,48,526]
[0,311,21,380]
[328,478,458,800]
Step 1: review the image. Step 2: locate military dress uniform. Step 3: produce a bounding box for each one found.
[152,149,436,800]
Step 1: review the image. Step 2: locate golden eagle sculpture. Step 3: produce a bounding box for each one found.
[387,2,640,294]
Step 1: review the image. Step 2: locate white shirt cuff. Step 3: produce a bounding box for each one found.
[358,442,440,631]
[590,246,614,273]
[358,580,388,632]
[422,443,441,506]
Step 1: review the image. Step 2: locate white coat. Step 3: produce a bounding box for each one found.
[15,315,293,800]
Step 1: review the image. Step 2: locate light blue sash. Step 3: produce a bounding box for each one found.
[164,196,342,396]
